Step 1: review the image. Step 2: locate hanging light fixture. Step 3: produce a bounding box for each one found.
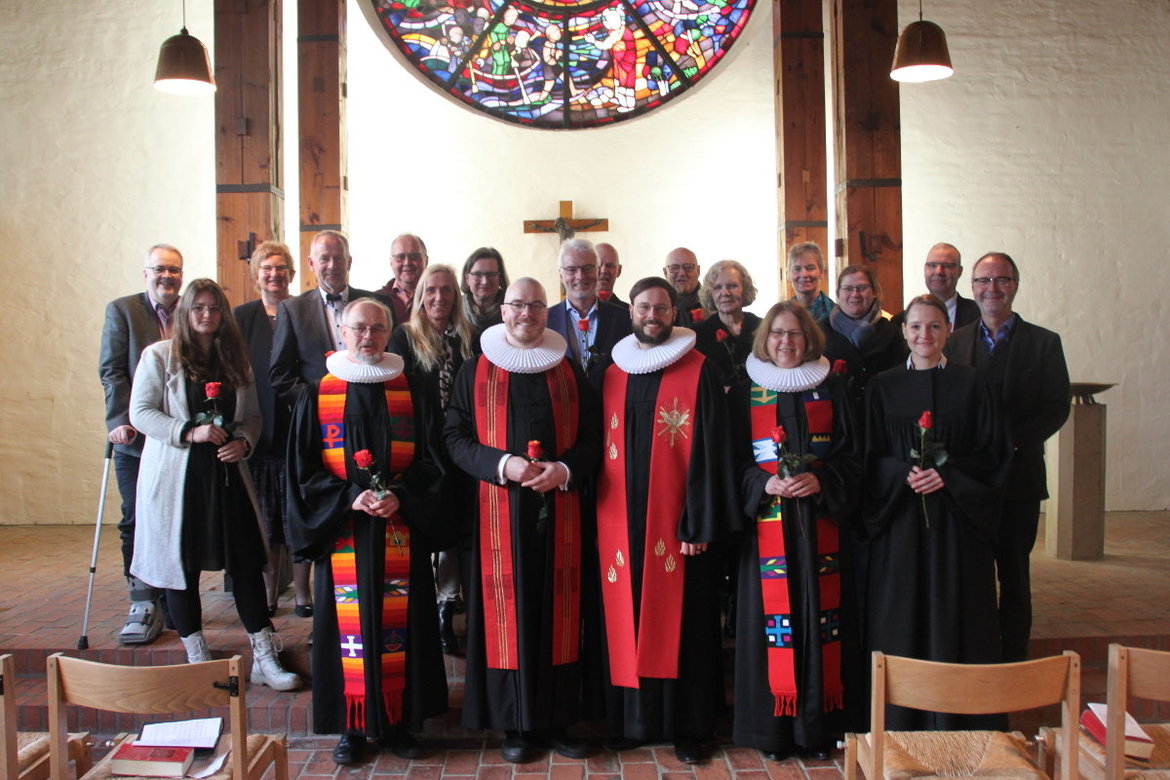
[154,0,216,95]
[890,0,953,83]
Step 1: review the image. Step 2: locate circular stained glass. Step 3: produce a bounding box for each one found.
[367,0,757,129]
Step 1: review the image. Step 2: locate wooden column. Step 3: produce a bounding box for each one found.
[298,0,348,288]
[214,0,284,308]
[829,0,904,311]
[773,0,829,299]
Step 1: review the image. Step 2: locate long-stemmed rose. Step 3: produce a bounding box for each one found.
[353,449,403,551]
[771,425,816,478]
[908,411,948,528]
[527,440,549,532]
[194,381,240,434]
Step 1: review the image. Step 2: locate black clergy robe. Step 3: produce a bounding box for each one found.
[729,375,862,754]
[598,358,738,743]
[443,356,601,733]
[863,364,1008,730]
[287,379,449,737]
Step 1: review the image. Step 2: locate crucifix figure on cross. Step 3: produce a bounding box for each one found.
[524,200,609,243]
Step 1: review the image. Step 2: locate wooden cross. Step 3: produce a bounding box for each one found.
[524,200,609,243]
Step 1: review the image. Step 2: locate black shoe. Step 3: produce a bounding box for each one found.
[807,747,833,761]
[267,603,278,618]
[382,727,425,760]
[501,731,535,763]
[546,729,589,759]
[674,737,702,764]
[332,733,365,766]
[294,603,313,618]
[604,736,645,752]
[762,750,790,762]
[439,601,458,654]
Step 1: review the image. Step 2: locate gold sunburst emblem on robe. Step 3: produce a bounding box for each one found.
[665,554,677,573]
[607,565,617,583]
[654,538,666,557]
[655,397,692,448]
[610,412,619,429]
[615,550,625,567]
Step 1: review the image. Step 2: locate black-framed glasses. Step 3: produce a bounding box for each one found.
[145,265,182,276]
[972,276,1017,287]
[505,300,548,313]
[839,284,872,294]
[468,271,501,280]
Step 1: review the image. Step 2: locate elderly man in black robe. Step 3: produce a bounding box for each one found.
[595,277,739,765]
[287,298,448,766]
[444,278,601,764]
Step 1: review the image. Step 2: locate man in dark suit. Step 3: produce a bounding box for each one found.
[99,243,184,644]
[596,242,628,309]
[946,251,1070,662]
[664,246,703,325]
[270,230,392,400]
[546,238,631,372]
[892,242,980,330]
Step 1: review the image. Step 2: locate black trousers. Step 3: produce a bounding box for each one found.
[995,499,1041,663]
[166,564,270,638]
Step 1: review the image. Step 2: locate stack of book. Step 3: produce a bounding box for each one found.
[109,717,224,777]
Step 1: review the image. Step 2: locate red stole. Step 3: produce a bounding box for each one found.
[318,373,415,729]
[473,356,582,670]
[597,349,704,688]
[749,384,843,716]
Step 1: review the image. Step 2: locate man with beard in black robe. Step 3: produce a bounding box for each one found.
[287,298,448,766]
[444,278,601,764]
[594,277,738,765]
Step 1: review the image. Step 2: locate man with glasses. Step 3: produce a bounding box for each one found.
[547,238,631,371]
[287,298,448,765]
[377,233,429,325]
[663,246,703,325]
[947,252,1070,662]
[99,243,184,644]
[595,277,737,765]
[270,230,390,400]
[893,242,980,330]
[445,278,600,763]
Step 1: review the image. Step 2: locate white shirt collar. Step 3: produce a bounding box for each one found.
[325,350,404,382]
[906,354,948,370]
[746,354,830,393]
[610,328,696,374]
[479,323,568,374]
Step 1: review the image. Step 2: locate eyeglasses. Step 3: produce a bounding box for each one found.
[634,303,673,316]
[392,252,424,262]
[972,276,1017,287]
[342,324,389,335]
[839,284,872,294]
[505,300,547,313]
[191,304,222,314]
[468,271,500,280]
[560,264,597,276]
[769,328,805,340]
[925,262,959,271]
[665,264,697,274]
[145,265,182,276]
[258,263,290,274]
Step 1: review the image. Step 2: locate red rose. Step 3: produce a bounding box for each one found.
[770,426,787,444]
[205,382,222,399]
[527,440,544,460]
[690,307,705,322]
[831,359,848,375]
[354,449,375,469]
[577,319,591,333]
[598,290,612,301]
[918,411,933,430]
[715,329,729,342]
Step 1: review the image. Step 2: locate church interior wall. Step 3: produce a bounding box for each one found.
[0,0,1164,525]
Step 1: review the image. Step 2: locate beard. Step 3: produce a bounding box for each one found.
[352,345,382,364]
[633,321,672,346]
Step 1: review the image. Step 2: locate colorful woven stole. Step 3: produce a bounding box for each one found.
[749,384,843,716]
[473,356,582,670]
[318,373,415,730]
[597,349,704,688]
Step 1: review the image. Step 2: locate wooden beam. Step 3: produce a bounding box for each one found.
[298,0,347,288]
[830,0,904,311]
[773,0,829,300]
[214,0,283,308]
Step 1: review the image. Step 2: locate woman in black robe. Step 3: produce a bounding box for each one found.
[731,301,861,761]
[692,260,763,390]
[864,294,1008,730]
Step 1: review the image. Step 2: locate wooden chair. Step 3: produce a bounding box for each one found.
[1099,644,1170,779]
[845,650,1080,780]
[1,653,90,780]
[47,653,287,780]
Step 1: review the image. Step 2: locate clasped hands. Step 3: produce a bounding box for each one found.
[765,472,822,499]
[187,423,248,463]
[352,489,400,518]
[503,455,567,493]
[906,465,944,494]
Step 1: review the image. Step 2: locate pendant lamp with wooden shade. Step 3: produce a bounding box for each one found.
[154,0,216,95]
[890,0,953,83]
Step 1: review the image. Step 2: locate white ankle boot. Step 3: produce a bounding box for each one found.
[180,631,212,663]
[248,627,301,691]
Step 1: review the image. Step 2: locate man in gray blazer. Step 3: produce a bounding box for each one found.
[98,243,184,644]
[946,251,1070,662]
[270,230,393,400]
[546,238,631,373]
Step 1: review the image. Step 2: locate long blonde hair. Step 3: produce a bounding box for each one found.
[403,264,475,372]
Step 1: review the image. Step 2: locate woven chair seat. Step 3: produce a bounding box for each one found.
[869,730,1049,780]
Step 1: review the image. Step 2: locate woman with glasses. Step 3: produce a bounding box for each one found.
[863,294,1007,729]
[730,301,861,762]
[460,247,510,330]
[129,278,300,689]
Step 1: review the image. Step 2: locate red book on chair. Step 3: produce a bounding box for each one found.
[109,743,194,777]
[1081,702,1155,760]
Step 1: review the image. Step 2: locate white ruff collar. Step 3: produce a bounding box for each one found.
[325,350,404,383]
[746,354,830,392]
[479,323,568,374]
[611,328,697,374]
